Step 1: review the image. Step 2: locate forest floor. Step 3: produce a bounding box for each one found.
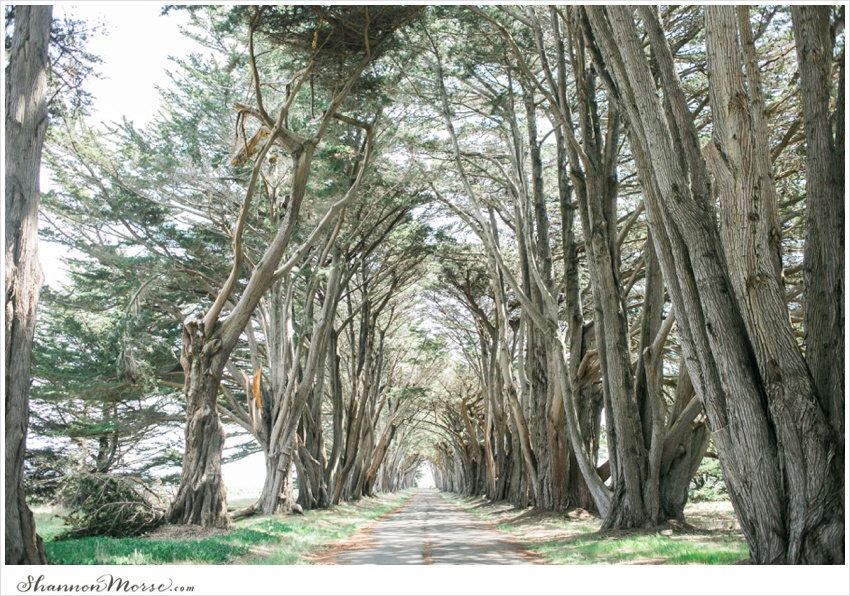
[441,492,750,564]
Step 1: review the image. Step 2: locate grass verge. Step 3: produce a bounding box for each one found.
[31,504,69,542]
[438,492,749,565]
[40,490,414,565]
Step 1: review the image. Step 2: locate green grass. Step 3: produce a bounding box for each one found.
[31,504,69,542]
[438,491,749,565]
[41,491,413,565]
[532,531,749,565]
[227,494,261,510]
[46,533,256,565]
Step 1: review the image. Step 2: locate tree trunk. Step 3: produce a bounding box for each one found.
[584,5,844,563]
[523,89,564,511]
[325,330,345,500]
[632,239,667,524]
[705,6,843,564]
[5,5,52,565]
[267,260,343,511]
[260,450,293,514]
[792,6,845,445]
[296,388,330,509]
[565,51,651,529]
[555,123,600,514]
[659,424,708,522]
[578,166,652,530]
[167,8,385,523]
[167,320,231,528]
[658,365,709,521]
[361,421,397,497]
[568,380,603,512]
[170,142,314,525]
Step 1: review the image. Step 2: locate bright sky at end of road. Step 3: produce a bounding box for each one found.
[417,463,435,488]
[221,453,436,496]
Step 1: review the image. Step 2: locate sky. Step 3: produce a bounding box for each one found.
[54,3,199,125]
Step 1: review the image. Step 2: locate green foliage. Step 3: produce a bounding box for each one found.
[30,271,184,484]
[689,457,728,502]
[34,11,253,487]
[55,473,165,540]
[46,535,249,565]
[24,448,70,503]
[3,5,105,120]
[251,6,423,95]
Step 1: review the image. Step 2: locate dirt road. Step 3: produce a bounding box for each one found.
[330,488,540,565]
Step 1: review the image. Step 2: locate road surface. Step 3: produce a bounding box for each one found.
[331,488,540,565]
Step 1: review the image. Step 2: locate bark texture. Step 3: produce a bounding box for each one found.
[5,5,52,565]
[584,5,844,564]
[704,7,843,564]
[169,6,404,525]
[167,321,231,528]
[791,6,845,445]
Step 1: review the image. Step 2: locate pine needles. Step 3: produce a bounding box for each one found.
[55,473,166,540]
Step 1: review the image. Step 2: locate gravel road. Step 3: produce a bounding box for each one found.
[331,488,540,565]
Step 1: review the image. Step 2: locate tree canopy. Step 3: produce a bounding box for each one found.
[10,4,845,567]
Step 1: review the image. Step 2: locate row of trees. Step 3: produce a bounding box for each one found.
[5,5,844,566]
[421,6,843,564]
[9,5,439,560]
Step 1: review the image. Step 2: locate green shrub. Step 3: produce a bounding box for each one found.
[689,458,728,502]
[54,473,165,540]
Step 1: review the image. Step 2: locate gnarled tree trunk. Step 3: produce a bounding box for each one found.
[260,451,294,514]
[168,6,397,526]
[167,320,231,528]
[704,6,843,563]
[658,368,709,521]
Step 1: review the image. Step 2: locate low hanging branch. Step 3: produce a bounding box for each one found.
[56,473,166,539]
